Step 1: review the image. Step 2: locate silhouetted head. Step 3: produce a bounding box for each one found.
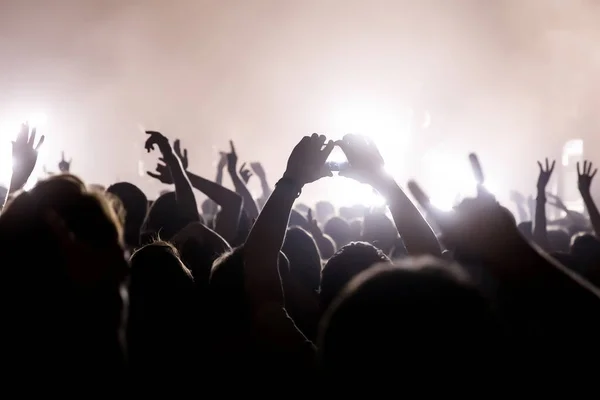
[362,212,398,255]
[129,241,195,313]
[569,232,600,274]
[571,232,600,255]
[128,241,197,377]
[548,228,570,253]
[201,198,215,218]
[318,257,498,387]
[208,246,289,353]
[107,182,148,249]
[323,216,352,249]
[282,227,322,293]
[0,174,127,384]
[320,241,390,312]
[143,191,203,241]
[348,218,363,242]
[315,201,335,223]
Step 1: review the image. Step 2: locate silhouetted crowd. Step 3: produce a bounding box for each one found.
[2,125,599,394]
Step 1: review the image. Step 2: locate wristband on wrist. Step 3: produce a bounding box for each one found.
[276,177,303,198]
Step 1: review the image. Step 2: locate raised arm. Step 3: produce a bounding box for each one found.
[186,171,242,244]
[202,153,228,217]
[6,124,45,196]
[244,134,334,307]
[146,146,242,244]
[533,158,555,250]
[578,160,600,236]
[250,162,273,206]
[224,141,259,221]
[337,134,441,257]
[145,132,199,223]
[408,155,600,338]
[58,151,72,173]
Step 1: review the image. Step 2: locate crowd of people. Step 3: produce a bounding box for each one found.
[1,122,599,392]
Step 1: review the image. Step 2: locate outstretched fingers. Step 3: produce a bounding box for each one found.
[34,135,45,151]
[147,171,161,180]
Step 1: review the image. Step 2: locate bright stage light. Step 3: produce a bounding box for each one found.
[27,112,48,128]
[330,99,413,181]
[0,111,50,190]
[423,149,500,211]
[326,177,386,208]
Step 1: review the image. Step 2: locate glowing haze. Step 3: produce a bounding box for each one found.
[1,1,599,206]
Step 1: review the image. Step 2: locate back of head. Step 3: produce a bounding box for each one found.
[571,232,600,256]
[129,241,195,311]
[0,174,127,386]
[320,241,390,312]
[570,232,600,274]
[128,241,196,376]
[209,247,289,340]
[318,257,498,387]
[282,227,322,293]
[107,182,148,249]
[316,201,335,223]
[208,246,247,336]
[143,191,188,241]
[548,228,570,253]
[362,212,398,254]
[323,216,352,249]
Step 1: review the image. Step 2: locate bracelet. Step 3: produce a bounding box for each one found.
[276,177,303,198]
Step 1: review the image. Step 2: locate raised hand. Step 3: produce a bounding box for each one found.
[144,131,171,155]
[577,160,597,195]
[250,162,266,180]
[58,151,72,173]
[306,208,320,233]
[336,134,385,184]
[217,151,228,171]
[173,139,189,170]
[147,158,173,184]
[283,133,335,185]
[536,158,556,192]
[42,165,54,177]
[239,162,253,183]
[10,123,45,192]
[225,140,238,173]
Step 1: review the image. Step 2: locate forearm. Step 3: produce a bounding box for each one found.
[245,183,297,305]
[582,192,600,236]
[164,151,199,221]
[187,172,242,243]
[374,175,441,257]
[228,168,259,220]
[188,172,240,208]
